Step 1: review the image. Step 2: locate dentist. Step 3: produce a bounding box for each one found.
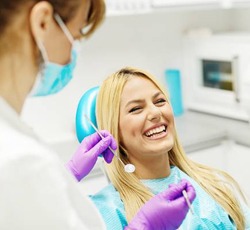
[0,1,196,229]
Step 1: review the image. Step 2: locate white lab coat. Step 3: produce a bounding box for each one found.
[0,97,106,230]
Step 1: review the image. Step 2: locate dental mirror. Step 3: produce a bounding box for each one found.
[84,114,136,173]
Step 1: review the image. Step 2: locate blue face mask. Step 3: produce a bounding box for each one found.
[32,49,77,96]
[32,14,78,97]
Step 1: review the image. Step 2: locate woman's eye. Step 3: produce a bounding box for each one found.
[129,107,141,113]
[155,98,166,104]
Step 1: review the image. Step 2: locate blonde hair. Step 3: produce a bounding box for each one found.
[96,67,246,229]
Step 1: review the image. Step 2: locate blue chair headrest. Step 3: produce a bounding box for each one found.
[75,86,99,143]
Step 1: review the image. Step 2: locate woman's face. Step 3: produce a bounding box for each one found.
[119,76,175,164]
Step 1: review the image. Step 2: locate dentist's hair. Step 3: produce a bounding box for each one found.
[0,0,105,50]
[96,66,246,229]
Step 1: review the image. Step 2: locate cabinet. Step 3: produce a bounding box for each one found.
[188,141,250,200]
[188,143,228,171]
[226,143,250,200]
[182,32,250,122]
[105,0,250,16]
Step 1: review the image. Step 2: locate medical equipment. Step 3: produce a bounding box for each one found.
[174,173,194,215]
[84,114,136,173]
[182,32,250,121]
[182,190,194,215]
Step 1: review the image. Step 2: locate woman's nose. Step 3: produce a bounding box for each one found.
[147,105,162,121]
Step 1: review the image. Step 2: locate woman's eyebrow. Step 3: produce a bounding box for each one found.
[153,91,163,98]
[125,99,144,108]
[124,92,163,108]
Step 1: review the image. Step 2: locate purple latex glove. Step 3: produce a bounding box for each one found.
[66,130,117,181]
[126,179,196,230]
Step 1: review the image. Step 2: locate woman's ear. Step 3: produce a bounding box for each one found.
[29,1,54,43]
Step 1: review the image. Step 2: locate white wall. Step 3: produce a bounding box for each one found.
[22,8,238,146]
[231,8,250,30]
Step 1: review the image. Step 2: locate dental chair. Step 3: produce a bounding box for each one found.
[75,86,110,184]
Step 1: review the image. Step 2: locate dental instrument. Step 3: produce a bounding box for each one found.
[84,114,136,173]
[182,190,194,215]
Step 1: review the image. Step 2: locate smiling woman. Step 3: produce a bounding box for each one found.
[118,76,175,167]
[90,66,250,230]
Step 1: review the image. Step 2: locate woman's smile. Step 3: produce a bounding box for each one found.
[143,124,167,140]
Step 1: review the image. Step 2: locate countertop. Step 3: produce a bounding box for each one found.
[175,110,250,153]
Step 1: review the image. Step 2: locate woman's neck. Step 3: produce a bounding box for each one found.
[134,154,171,180]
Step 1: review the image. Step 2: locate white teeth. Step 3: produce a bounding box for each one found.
[145,125,166,137]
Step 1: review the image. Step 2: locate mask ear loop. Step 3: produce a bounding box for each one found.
[28,39,47,97]
[35,13,74,63]
[54,13,74,44]
[36,39,49,63]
